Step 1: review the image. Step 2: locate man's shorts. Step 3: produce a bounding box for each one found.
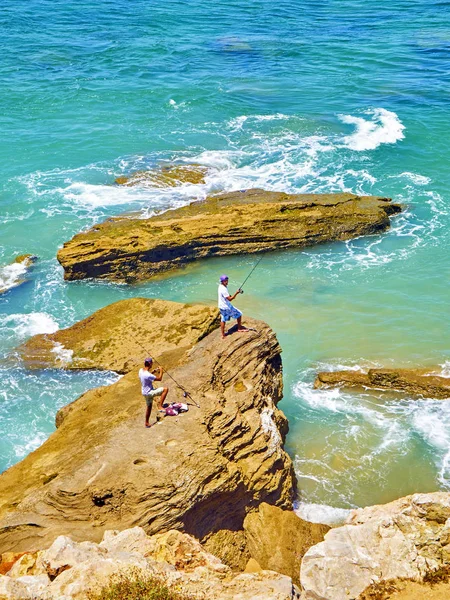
[220,306,242,322]
[143,387,165,407]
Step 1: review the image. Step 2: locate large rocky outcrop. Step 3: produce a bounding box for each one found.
[0,526,300,599]
[57,189,401,283]
[18,297,219,373]
[315,368,450,399]
[300,492,450,600]
[0,299,295,554]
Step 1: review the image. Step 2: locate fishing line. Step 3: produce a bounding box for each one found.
[238,254,264,293]
[132,336,200,408]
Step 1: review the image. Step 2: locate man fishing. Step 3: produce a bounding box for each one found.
[218,274,249,339]
[139,357,169,427]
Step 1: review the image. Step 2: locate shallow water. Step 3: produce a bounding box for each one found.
[1,0,449,523]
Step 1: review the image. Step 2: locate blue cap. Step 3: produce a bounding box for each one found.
[220,274,228,282]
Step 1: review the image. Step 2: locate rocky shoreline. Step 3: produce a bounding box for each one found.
[1,297,450,599]
[57,189,401,283]
[2,190,450,599]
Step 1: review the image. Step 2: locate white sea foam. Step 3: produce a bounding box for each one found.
[0,260,29,293]
[439,361,450,378]
[1,313,59,338]
[395,172,431,185]
[260,407,282,453]
[339,108,405,151]
[227,113,293,131]
[14,432,48,461]
[62,182,157,207]
[50,342,73,366]
[294,501,352,526]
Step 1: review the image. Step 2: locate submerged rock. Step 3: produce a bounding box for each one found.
[0,299,295,554]
[57,189,401,283]
[115,164,209,187]
[0,254,37,295]
[300,492,450,600]
[315,367,450,399]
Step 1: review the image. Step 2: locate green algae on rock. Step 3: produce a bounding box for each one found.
[57,189,402,283]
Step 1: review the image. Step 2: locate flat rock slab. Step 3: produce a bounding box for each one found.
[17,297,219,374]
[57,189,401,283]
[0,300,295,554]
[315,368,450,399]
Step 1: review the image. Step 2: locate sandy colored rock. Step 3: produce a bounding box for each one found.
[244,503,329,585]
[57,189,401,283]
[245,557,263,573]
[0,574,32,599]
[17,297,219,374]
[0,300,295,554]
[315,367,450,399]
[358,568,450,600]
[115,164,210,187]
[5,552,45,579]
[300,492,450,600]
[202,528,250,571]
[101,527,227,573]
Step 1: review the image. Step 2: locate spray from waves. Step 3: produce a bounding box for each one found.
[291,365,450,512]
[439,361,450,378]
[1,312,59,339]
[408,401,450,486]
[0,259,29,294]
[0,367,120,473]
[12,107,444,275]
[294,501,351,526]
[339,108,405,151]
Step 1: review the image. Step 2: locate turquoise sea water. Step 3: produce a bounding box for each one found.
[1,0,450,523]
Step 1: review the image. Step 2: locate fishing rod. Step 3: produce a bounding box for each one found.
[132,337,200,408]
[238,254,264,293]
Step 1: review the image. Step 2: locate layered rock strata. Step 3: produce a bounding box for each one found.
[0,527,300,599]
[300,492,450,600]
[315,367,450,399]
[57,189,401,283]
[0,299,295,555]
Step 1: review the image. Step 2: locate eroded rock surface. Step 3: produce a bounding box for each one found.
[57,189,401,283]
[315,368,450,399]
[0,300,295,554]
[18,297,219,373]
[0,527,299,599]
[300,492,450,600]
